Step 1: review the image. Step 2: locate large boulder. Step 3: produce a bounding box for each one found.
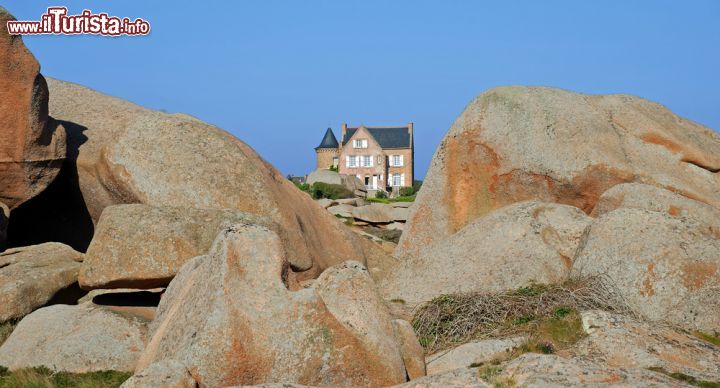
[426,337,525,376]
[391,319,426,380]
[569,310,720,382]
[134,224,406,387]
[306,169,365,194]
[380,201,591,305]
[46,78,385,278]
[0,242,83,322]
[0,8,66,210]
[80,204,278,289]
[0,303,147,372]
[120,360,196,388]
[572,207,720,332]
[398,86,720,258]
[352,203,396,223]
[592,182,720,230]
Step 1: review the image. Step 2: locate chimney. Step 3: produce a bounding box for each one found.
[341,123,347,146]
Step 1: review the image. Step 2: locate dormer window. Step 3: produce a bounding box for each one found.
[353,139,368,149]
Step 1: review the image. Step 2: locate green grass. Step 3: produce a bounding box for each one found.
[695,331,720,347]
[647,367,720,388]
[367,195,416,204]
[0,367,132,388]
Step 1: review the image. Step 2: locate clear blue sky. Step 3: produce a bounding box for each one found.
[6,1,720,179]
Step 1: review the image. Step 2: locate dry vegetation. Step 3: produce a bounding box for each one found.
[411,275,635,354]
[0,366,131,388]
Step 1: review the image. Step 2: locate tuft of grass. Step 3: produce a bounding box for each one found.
[695,331,720,347]
[0,367,132,388]
[647,367,720,388]
[412,276,633,353]
[0,322,16,347]
[476,364,516,387]
[389,298,406,305]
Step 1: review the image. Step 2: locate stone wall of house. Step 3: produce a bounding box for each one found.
[315,148,338,170]
[384,148,413,191]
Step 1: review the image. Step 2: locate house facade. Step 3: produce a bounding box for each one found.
[314,123,414,194]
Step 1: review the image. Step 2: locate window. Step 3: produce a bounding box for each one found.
[347,155,357,168]
[332,157,338,167]
[392,174,401,187]
[353,139,368,149]
[362,155,373,167]
[390,155,403,167]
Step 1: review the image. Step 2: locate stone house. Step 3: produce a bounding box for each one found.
[315,123,414,195]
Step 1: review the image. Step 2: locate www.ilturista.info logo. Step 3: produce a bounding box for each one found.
[6,7,150,36]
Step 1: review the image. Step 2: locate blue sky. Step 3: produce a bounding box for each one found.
[6,1,720,179]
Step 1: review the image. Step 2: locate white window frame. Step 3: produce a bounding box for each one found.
[353,139,368,149]
[392,173,401,187]
[347,155,357,168]
[361,155,373,167]
[390,155,403,167]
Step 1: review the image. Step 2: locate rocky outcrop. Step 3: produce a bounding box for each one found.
[46,78,385,278]
[426,337,525,376]
[391,319,426,380]
[80,204,278,289]
[592,182,720,228]
[398,86,720,258]
[352,203,396,223]
[572,207,720,332]
[0,303,147,372]
[499,353,681,387]
[393,367,490,387]
[380,201,591,304]
[120,360,196,388]
[0,242,83,322]
[570,310,720,382]
[134,224,406,387]
[0,8,67,211]
[327,204,354,218]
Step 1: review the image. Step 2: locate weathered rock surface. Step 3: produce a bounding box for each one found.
[0,303,147,372]
[393,367,490,387]
[0,8,67,210]
[399,86,720,258]
[135,224,406,387]
[426,337,525,376]
[592,182,720,229]
[352,203,395,223]
[569,310,720,382]
[315,198,337,209]
[46,78,385,278]
[120,360,196,388]
[572,207,720,332]
[500,353,682,387]
[392,319,426,380]
[391,206,410,221]
[79,288,164,321]
[381,201,591,304]
[0,242,83,322]
[307,169,365,194]
[80,204,277,289]
[327,204,354,218]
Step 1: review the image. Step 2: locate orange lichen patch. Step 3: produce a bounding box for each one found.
[561,165,635,214]
[605,352,636,368]
[641,132,684,154]
[444,130,500,234]
[641,262,656,297]
[680,262,718,291]
[668,205,681,216]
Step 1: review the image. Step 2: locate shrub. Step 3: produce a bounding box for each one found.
[412,276,635,353]
[375,190,388,199]
[412,180,423,193]
[328,165,338,172]
[399,186,414,197]
[310,182,352,200]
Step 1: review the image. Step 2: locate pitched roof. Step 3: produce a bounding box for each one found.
[315,128,339,149]
[342,126,411,149]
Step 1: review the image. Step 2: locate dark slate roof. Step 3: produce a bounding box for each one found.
[315,128,339,149]
[342,126,411,149]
